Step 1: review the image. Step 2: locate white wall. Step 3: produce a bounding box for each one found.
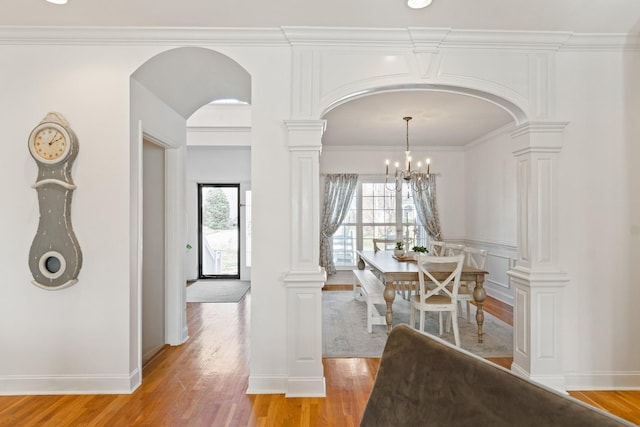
[0,36,292,394]
[555,48,640,388]
[185,146,251,280]
[464,127,518,304]
[0,43,137,393]
[0,27,638,395]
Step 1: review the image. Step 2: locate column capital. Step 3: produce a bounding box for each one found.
[285,120,326,150]
[510,121,569,155]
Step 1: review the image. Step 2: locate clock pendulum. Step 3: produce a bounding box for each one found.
[27,112,82,290]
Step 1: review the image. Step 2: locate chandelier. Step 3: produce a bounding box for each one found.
[385,116,431,192]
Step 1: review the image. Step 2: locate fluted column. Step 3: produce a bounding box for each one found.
[283,119,327,397]
[508,121,570,391]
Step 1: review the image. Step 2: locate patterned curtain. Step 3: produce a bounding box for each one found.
[411,174,442,241]
[320,174,358,275]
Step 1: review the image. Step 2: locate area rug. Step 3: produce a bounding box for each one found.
[186,280,250,303]
[323,290,512,358]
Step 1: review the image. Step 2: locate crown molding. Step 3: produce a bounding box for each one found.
[0,26,637,52]
[560,33,640,52]
[410,28,573,51]
[0,26,289,46]
[187,126,251,133]
[282,26,412,47]
[464,123,516,150]
[321,144,465,152]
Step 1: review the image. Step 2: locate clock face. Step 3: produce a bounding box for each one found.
[29,122,71,164]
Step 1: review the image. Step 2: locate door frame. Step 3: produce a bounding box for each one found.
[197,183,241,279]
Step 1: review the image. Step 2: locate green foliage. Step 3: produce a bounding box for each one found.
[412,245,428,253]
[395,241,404,250]
[203,188,230,230]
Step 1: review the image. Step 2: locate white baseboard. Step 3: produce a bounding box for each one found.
[246,374,287,394]
[0,370,139,395]
[511,362,567,394]
[286,377,326,397]
[565,371,640,390]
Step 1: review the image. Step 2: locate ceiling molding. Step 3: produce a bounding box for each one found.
[0,26,636,52]
[464,122,517,150]
[0,26,289,46]
[281,27,412,47]
[321,144,465,152]
[560,33,640,52]
[410,28,574,51]
[187,126,251,133]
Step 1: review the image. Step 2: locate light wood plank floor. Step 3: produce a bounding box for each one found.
[0,290,638,426]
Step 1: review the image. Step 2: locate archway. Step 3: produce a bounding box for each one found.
[316,84,567,390]
[129,46,251,385]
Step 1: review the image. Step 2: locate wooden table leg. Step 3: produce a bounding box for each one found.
[473,273,487,343]
[383,281,396,335]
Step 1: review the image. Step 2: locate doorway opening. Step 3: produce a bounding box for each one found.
[198,183,241,279]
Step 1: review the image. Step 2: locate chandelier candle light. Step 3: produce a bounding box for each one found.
[385,116,431,192]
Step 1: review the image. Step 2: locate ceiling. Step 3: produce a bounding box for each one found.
[3,0,640,32]
[5,0,639,148]
[321,91,514,148]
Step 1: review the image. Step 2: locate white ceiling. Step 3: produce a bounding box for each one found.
[6,0,639,148]
[4,0,640,32]
[321,90,514,148]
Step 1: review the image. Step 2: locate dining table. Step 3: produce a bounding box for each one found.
[356,249,490,343]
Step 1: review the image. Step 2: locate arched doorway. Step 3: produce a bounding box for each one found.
[129,46,251,381]
[316,84,568,390]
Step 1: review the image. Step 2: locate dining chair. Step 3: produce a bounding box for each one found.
[445,242,466,256]
[372,238,401,252]
[410,253,465,347]
[456,247,488,321]
[428,241,447,256]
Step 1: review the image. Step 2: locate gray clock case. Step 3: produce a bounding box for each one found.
[29,121,82,290]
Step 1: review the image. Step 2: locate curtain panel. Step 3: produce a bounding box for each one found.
[320,174,358,275]
[410,174,442,242]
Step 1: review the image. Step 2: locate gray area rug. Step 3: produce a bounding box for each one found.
[186,280,250,303]
[323,290,512,358]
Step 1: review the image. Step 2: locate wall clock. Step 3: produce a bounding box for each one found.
[28,112,82,290]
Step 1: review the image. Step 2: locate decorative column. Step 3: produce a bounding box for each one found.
[508,121,570,392]
[283,119,327,397]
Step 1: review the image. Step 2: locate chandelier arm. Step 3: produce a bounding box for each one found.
[385,116,432,194]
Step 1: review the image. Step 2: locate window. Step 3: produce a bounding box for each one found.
[332,179,428,268]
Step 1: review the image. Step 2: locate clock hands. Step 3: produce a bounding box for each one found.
[49,133,63,146]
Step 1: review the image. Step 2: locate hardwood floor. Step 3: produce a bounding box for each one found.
[0,291,638,426]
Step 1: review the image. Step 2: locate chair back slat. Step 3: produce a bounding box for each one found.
[445,243,465,256]
[373,238,402,252]
[463,247,488,269]
[428,241,447,256]
[416,254,465,303]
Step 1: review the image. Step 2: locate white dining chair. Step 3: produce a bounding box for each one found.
[445,242,465,256]
[410,253,465,347]
[428,241,447,256]
[372,238,402,252]
[456,247,488,321]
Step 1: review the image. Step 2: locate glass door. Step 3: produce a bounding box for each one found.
[198,183,240,279]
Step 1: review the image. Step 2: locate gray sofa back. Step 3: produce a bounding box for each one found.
[360,324,633,426]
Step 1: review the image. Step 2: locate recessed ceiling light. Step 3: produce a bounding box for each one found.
[407,0,432,9]
[46,0,68,4]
